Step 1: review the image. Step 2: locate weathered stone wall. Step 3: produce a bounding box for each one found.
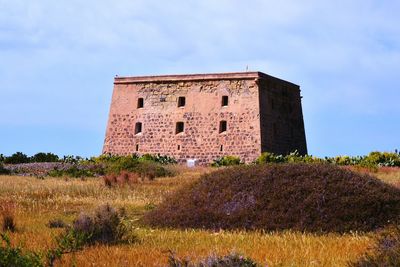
[103,78,262,164]
[258,77,307,155]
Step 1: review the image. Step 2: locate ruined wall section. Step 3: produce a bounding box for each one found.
[258,77,307,155]
[103,79,262,164]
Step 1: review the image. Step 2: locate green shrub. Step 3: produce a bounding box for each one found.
[48,166,95,178]
[105,156,174,178]
[363,151,400,167]
[71,204,135,245]
[61,155,86,164]
[31,152,59,163]
[0,233,43,267]
[105,156,141,174]
[4,152,30,164]
[46,228,88,267]
[0,154,5,163]
[0,163,10,175]
[350,225,400,267]
[212,156,241,167]
[256,152,285,164]
[167,251,259,267]
[140,153,177,164]
[145,163,400,233]
[90,153,177,165]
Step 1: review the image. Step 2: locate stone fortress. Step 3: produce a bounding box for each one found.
[103,71,307,164]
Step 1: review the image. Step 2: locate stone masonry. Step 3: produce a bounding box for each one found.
[103,72,307,164]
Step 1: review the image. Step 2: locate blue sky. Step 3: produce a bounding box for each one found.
[1,0,399,157]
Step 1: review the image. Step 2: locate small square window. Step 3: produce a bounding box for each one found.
[137,98,144,108]
[135,122,142,134]
[221,96,229,106]
[219,121,227,133]
[178,96,186,107]
[176,122,184,134]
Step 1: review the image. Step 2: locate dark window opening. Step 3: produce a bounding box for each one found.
[221,96,229,106]
[220,145,223,152]
[137,98,144,108]
[135,122,142,134]
[178,96,186,107]
[176,122,184,134]
[219,121,227,133]
[135,144,139,151]
[177,145,181,150]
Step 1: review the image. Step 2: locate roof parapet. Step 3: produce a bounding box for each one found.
[114,71,298,87]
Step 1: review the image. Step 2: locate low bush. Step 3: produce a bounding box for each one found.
[350,225,400,267]
[0,163,10,175]
[61,155,86,164]
[1,201,16,232]
[103,171,141,187]
[140,153,177,165]
[104,156,175,179]
[48,166,96,178]
[364,151,400,167]
[71,204,135,245]
[256,150,400,167]
[145,164,400,233]
[0,233,43,267]
[212,156,242,167]
[47,219,67,229]
[168,251,259,267]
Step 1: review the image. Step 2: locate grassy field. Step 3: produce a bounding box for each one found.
[1,167,399,266]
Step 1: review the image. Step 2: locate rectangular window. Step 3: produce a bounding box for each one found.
[221,96,229,106]
[220,145,223,152]
[176,122,184,134]
[177,145,181,150]
[178,96,186,107]
[135,144,139,151]
[135,122,142,134]
[219,121,227,133]
[137,98,144,108]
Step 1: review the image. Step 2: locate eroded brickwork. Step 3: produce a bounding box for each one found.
[103,72,307,164]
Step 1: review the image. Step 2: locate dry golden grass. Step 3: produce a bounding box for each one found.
[59,229,371,267]
[2,167,398,266]
[374,168,400,186]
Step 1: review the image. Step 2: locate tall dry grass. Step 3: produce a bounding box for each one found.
[1,167,397,266]
[59,229,371,266]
